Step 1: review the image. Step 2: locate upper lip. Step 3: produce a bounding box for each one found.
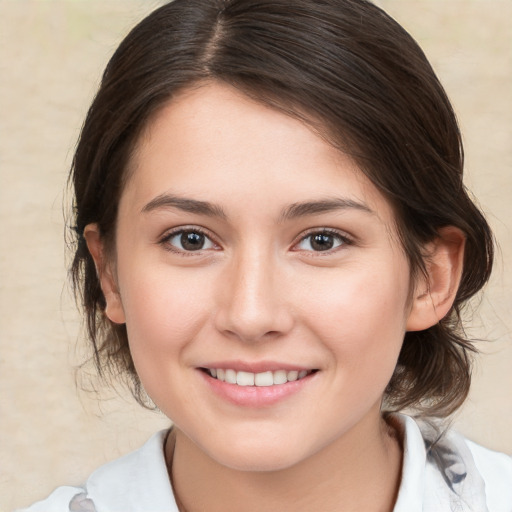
[198,360,315,373]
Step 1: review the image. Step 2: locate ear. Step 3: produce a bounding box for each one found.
[406,226,465,332]
[83,224,126,324]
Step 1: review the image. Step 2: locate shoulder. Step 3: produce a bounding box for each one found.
[15,487,89,512]
[393,413,512,512]
[466,438,512,511]
[16,430,179,512]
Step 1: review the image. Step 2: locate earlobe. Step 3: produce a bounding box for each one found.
[406,226,465,332]
[83,224,126,325]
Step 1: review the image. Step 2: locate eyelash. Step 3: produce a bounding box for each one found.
[158,226,220,256]
[158,227,353,255]
[293,229,353,254]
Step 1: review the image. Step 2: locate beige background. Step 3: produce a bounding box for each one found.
[0,1,511,510]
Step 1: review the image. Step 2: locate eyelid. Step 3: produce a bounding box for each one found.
[157,225,353,255]
[291,228,354,253]
[158,225,221,254]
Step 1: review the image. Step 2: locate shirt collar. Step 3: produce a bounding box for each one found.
[83,415,487,512]
[392,413,488,512]
[392,414,426,512]
[85,430,179,512]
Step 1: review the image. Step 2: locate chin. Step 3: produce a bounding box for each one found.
[200,434,308,473]
[215,449,302,473]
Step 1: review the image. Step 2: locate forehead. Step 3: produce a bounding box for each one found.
[124,82,395,224]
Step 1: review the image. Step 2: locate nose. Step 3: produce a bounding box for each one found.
[214,249,294,343]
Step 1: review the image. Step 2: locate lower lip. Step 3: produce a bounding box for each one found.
[199,370,316,407]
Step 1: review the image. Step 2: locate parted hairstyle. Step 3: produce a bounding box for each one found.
[70,0,493,417]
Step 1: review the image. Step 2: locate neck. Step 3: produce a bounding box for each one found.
[168,410,402,512]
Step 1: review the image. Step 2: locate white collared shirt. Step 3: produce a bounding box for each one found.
[19,415,512,512]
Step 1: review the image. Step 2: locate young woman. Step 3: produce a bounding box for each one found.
[21,0,512,511]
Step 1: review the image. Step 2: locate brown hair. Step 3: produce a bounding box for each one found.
[70,0,493,417]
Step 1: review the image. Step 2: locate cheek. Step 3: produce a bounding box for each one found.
[117,263,214,362]
[299,261,410,368]
[118,267,216,410]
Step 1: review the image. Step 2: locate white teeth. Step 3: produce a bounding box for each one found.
[236,371,255,386]
[208,368,312,386]
[287,370,299,382]
[273,370,287,385]
[255,371,273,387]
[225,369,237,384]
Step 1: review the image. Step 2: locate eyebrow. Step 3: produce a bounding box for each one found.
[141,193,373,221]
[278,197,374,222]
[141,194,228,219]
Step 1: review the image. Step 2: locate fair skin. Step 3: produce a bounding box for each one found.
[85,83,464,512]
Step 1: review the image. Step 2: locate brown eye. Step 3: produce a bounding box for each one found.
[181,231,205,251]
[295,231,348,252]
[165,229,216,252]
[310,233,335,251]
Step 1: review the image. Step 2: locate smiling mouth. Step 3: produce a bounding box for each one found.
[201,368,317,387]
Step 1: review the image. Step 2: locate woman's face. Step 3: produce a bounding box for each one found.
[105,83,417,471]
